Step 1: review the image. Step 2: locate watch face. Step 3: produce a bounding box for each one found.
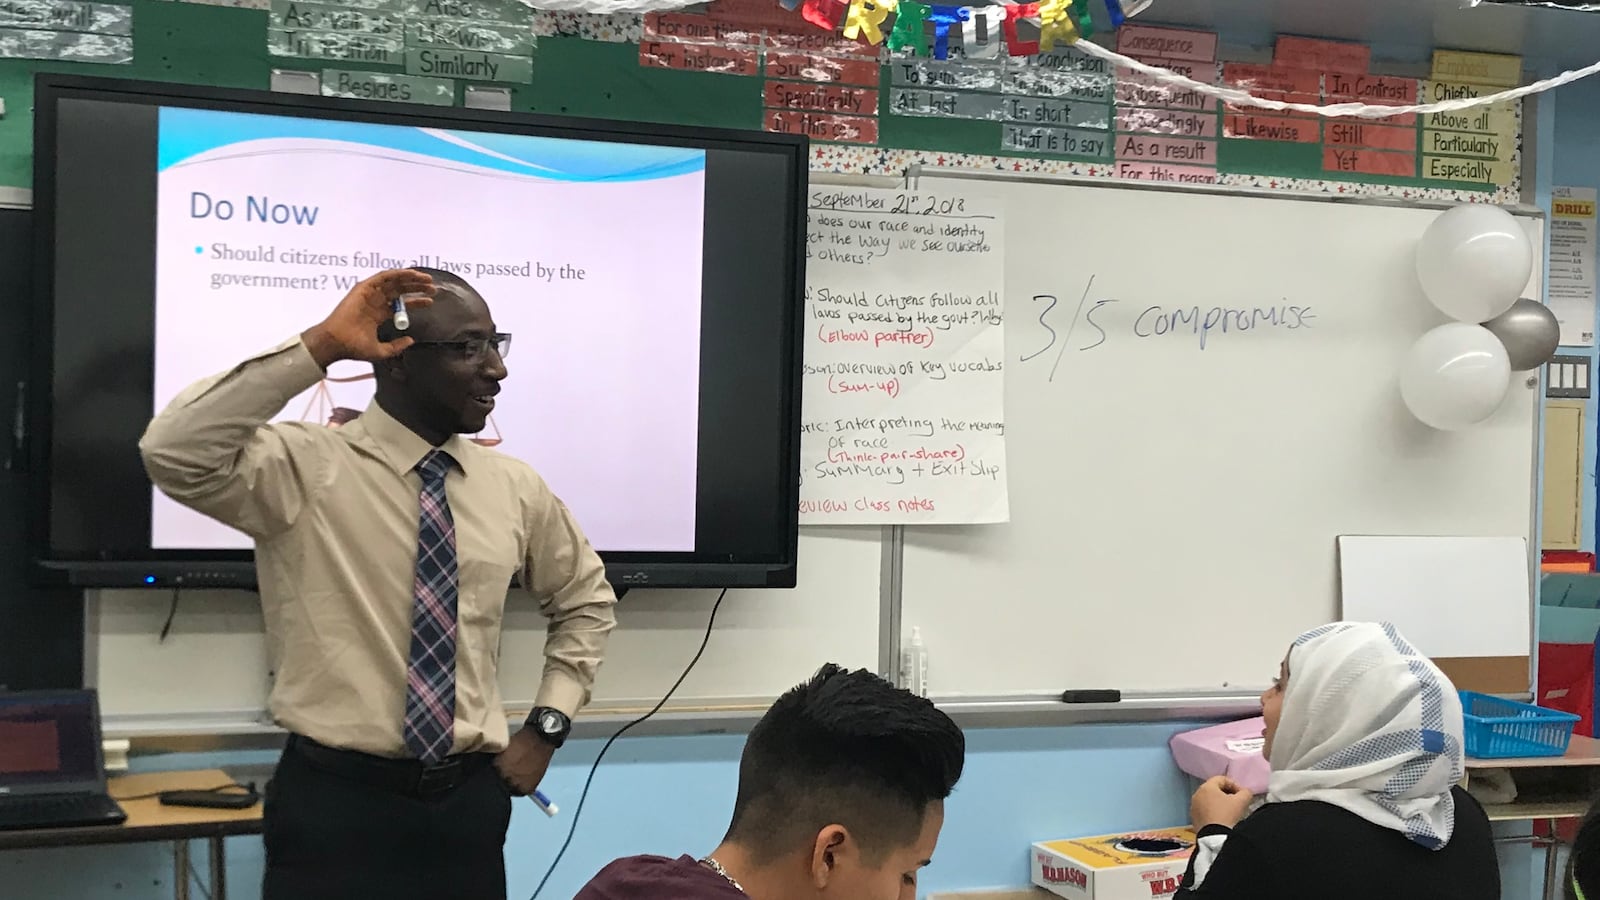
[540,711,563,734]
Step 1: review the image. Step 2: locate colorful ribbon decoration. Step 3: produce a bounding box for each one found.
[887,0,930,54]
[927,4,971,59]
[1069,0,1093,36]
[843,0,898,43]
[798,0,1141,58]
[801,0,849,29]
[1036,0,1078,50]
[960,4,1006,58]
[999,0,1039,55]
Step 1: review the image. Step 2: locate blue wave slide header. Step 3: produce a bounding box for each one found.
[157,106,706,182]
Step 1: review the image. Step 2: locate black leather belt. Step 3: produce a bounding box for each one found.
[285,734,496,799]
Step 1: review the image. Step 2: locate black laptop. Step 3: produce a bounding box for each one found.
[0,689,127,831]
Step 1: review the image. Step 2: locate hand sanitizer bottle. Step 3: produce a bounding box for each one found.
[900,626,929,697]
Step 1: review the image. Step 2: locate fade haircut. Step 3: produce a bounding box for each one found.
[723,663,965,862]
[374,266,483,347]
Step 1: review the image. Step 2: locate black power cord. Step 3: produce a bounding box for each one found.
[158,589,180,642]
[529,587,729,899]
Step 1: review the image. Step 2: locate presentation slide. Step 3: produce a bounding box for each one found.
[151,107,706,553]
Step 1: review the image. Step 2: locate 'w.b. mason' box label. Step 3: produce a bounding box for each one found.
[1033,827,1197,900]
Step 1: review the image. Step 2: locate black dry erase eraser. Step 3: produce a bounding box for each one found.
[1060,689,1122,704]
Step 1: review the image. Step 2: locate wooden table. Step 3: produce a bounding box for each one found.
[0,769,262,900]
[1464,735,1600,900]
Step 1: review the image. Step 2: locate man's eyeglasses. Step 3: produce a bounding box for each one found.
[407,332,512,362]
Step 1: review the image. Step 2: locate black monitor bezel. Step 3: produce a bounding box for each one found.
[29,73,806,591]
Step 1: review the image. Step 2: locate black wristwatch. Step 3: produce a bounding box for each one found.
[526,707,571,749]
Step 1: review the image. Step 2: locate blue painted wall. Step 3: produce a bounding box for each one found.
[0,723,1542,898]
[0,726,1197,899]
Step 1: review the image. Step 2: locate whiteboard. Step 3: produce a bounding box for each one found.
[91,526,882,724]
[1338,535,1530,660]
[899,176,1542,699]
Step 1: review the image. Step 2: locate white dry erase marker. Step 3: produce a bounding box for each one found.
[391,296,411,331]
[532,789,559,817]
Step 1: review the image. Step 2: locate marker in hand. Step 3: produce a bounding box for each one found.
[531,789,559,817]
[391,296,411,331]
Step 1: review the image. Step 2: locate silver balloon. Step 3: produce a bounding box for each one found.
[1481,298,1561,371]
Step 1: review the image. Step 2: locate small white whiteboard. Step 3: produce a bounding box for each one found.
[1337,535,1531,660]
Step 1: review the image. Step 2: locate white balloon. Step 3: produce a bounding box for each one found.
[1415,204,1532,323]
[1399,323,1512,431]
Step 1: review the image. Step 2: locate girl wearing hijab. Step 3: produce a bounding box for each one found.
[1173,621,1499,899]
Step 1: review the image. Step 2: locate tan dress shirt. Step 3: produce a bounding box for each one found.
[139,337,617,757]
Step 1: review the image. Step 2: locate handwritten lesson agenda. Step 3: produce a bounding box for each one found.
[799,187,1009,525]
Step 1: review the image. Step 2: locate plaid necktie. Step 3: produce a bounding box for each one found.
[402,449,458,764]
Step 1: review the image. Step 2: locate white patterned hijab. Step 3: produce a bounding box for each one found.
[1266,622,1465,850]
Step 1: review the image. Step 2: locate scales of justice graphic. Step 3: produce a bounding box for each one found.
[303,371,503,446]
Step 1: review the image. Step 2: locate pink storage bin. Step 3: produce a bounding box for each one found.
[1168,717,1271,795]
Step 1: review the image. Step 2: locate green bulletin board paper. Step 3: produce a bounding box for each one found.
[1220,128,1498,195]
[0,0,270,188]
[0,2,1518,200]
[0,2,773,190]
[520,36,760,127]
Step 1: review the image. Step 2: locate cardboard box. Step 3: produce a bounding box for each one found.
[1031,827,1197,900]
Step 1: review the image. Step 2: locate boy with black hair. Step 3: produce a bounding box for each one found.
[575,663,965,900]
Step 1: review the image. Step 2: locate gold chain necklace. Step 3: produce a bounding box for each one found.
[699,857,747,895]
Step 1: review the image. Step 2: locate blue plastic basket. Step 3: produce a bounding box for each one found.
[1459,690,1580,759]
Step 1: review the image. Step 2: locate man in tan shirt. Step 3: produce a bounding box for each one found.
[140,268,618,900]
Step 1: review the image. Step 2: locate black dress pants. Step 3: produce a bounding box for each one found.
[263,735,513,900]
